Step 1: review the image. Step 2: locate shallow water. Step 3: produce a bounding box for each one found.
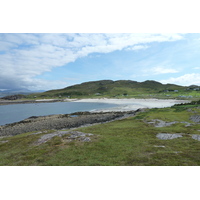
[0,102,117,125]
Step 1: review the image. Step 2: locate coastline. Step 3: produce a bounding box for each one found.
[0,110,140,137]
[72,98,190,112]
[0,99,63,105]
[0,97,190,108]
[0,98,190,136]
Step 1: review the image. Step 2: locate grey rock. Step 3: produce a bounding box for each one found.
[35,131,93,145]
[56,131,71,136]
[191,135,200,141]
[190,115,200,123]
[154,145,165,148]
[0,140,8,144]
[78,137,91,142]
[68,132,86,139]
[181,121,192,127]
[156,133,183,140]
[146,119,195,128]
[147,119,178,127]
[87,133,93,136]
[31,131,43,135]
[37,133,59,145]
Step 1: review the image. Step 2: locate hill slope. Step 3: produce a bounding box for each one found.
[27,80,192,99]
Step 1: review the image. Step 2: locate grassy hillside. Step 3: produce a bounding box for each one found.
[1,103,200,166]
[27,79,200,100]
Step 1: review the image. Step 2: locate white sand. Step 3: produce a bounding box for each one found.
[73,98,190,112]
[35,99,57,102]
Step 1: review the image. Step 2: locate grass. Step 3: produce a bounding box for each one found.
[0,104,200,166]
[25,79,200,101]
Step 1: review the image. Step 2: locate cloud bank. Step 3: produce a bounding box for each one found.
[0,33,185,90]
[161,73,200,86]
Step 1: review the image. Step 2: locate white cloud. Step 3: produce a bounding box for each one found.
[0,33,185,90]
[125,45,149,51]
[152,66,179,75]
[143,66,179,75]
[161,73,200,86]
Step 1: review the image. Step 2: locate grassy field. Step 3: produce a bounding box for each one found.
[0,103,200,166]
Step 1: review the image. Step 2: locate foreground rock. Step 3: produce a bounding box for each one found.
[0,110,140,137]
[156,133,183,140]
[156,133,200,141]
[190,115,200,123]
[192,134,200,141]
[34,131,94,145]
[145,119,193,127]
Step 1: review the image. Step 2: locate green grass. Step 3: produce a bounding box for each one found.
[0,105,200,166]
[24,79,200,100]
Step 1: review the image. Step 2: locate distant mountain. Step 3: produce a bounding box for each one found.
[27,80,191,99]
[0,89,44,98]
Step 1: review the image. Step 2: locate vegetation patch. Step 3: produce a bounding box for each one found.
[25,80,200,100]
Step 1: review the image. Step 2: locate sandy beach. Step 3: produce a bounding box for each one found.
[73,98,190,112]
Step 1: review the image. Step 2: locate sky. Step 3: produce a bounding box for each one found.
[0,33,200,91]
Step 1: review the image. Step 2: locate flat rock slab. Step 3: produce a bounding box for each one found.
[35,131,93,145]
[156,133,183,140]
[192,135,200,141]
[190,115,200,123]
[147,119,178,127]
[147,119,193,127]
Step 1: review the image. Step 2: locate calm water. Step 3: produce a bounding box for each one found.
[0,102,117,126]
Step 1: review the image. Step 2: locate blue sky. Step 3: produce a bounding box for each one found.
[0,33,200,91]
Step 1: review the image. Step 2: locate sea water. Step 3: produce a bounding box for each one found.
[0,102,117,126]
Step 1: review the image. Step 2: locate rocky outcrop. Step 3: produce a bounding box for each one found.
[34,130,94,145]
[146,119,193,127]
[146,119,178,127]
[156,133,200,141]
[192,134,200,141]
[0,110,139,137]
[190,115,200,123]
[156,133,183,140]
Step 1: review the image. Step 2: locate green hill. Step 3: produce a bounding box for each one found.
[27,80,200,99]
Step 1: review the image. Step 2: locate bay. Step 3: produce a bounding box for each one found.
[0,102,117,126]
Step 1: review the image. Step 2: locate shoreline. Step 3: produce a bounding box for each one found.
[0,98,191,136]
[73,98,190,112]
[0,99,63,105]
[0,98,190,107]
[0,110,140,137]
